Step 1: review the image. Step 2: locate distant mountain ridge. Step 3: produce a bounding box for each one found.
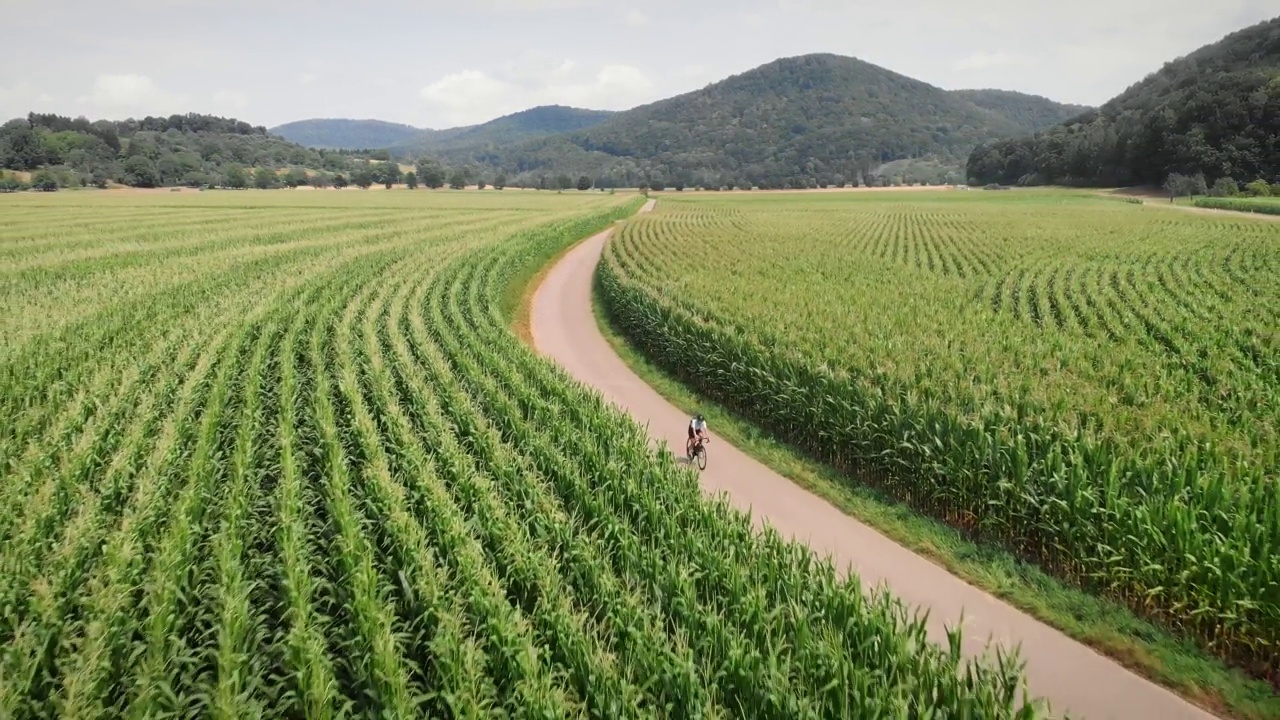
[414,54,1092,188]
[270,54,1094,188]
[948,89,1090,133]
[271,105,615,153]
[396,105,616,154]
[270,118,423,149]
[967,16,1280,186]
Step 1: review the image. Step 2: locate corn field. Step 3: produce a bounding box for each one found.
[599,190,1280,679]
[1193,197,1280,216]
[0,190,1043,718]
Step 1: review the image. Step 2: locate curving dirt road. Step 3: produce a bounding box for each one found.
[528,200,1219,719]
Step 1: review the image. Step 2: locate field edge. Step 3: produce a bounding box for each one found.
[505,199,642,340]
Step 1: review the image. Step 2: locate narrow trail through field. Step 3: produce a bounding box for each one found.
[1142,200,1280,221]
[1101,191,1280,222]
[529,199,1219,720]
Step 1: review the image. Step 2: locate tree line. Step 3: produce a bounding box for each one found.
[0,112,359,189]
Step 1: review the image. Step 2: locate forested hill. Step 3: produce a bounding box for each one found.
[1,112,359,188]
[967,16,1280,187]
[948,89,1090,133]
[392,105,615,156]
[273,106,615,155]
[423,54,1083,189]
[270,118,423,149]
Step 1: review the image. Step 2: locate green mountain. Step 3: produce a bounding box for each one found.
[967,16,1280,187]
[1,112,360,188]
[272,106,614,154]
[430,54,1079,189]
[948,89,1090,133]
[270,118,424,149]
[392,105,615,156]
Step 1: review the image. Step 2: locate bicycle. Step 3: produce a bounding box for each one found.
[687,435,709,471]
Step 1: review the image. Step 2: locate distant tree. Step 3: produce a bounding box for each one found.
[0,173,20,192]
[154,154,182,186]
[477,178,487,190]
[332,172,348,189]
[404,170,417,189]
[352,168,374,189]
[494,173,507,190]
[420,164,445,189]
[1189,173,1208,197]
[1209,177,1239,197]
[1164,172,1208,199]
[673,179,685,191]
[576,175,591,191]
[123,156,160,188]
[648,179,664,191]
[124,135,160,160]
[32,169,59,191]
[552,174,570,190]
[449,170,466,189]
[310,172,331,189]
[374,160,401,189]
[1245,178,1272,197]
[223,164,248,189]
[415,158,444,189]
[182,170,215,188]
[285,167,309,188]
[254,167,278,189]
[90,169,111,188]
[0,124,50,170]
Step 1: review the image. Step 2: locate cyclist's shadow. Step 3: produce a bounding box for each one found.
[651,438,699,467]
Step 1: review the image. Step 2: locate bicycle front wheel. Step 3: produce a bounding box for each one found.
[696,446,707,471]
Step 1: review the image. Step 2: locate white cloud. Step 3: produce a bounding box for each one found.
[0,81,56,114]
[299,73,318,85]
[470,0,597,9]
[952,51,1017,71]
[624,8,649,26]
[75,74,186,117]
[497,51,579,90]
[419,62,655,126]
[679,64,711,80]
[212,89,248,109]
[556,64,653,107]
[421,70,514,125]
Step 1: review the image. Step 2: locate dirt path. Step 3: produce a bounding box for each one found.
[1141,199,1280,222]
[1097,190,1280,222]
[528,199,1218,720]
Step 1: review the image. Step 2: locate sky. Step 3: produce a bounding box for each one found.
[2,0,1275,130]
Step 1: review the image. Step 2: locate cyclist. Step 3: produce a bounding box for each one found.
[687,413,710,457]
